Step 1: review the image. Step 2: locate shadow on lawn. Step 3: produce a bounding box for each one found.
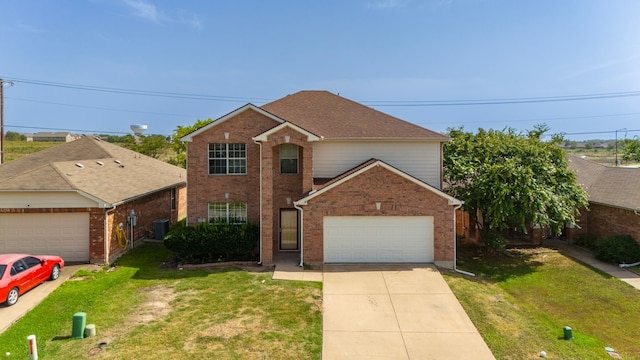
[455,241,548,282]
[113,243,263,281]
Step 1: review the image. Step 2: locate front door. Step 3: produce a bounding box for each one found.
[280,209,299,250]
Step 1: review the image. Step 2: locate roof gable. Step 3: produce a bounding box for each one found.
[261,90,449,141]
[180,104,285,142]
[295,159,461,206]
[252,122,321,142]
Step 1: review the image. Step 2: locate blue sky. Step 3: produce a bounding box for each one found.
[1,0,640,141]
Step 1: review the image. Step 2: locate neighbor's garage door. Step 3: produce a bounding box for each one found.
[323,216,434,263]
[0,213,90,262]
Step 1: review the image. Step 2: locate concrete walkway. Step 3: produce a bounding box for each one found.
[546,239,640,290]
[273,263,495,360]
[0,264,96,334]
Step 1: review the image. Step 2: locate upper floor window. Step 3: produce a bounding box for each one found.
[208,202,247,224]
[280,143,298,174]
[209,143,246,175]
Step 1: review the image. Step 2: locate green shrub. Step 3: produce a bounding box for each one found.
[574,232,599,251]
[481,229,508,253]
[594,235,640,264]
[164,222,259,262]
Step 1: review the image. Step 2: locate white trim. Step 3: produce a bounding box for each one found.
[181,104,286,142]
[295,160,462,206]
[252,122,321,142]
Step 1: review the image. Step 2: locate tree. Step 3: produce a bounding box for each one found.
[169,118,213,168]
[4,131,26,141]
[443,125,588,251]
[621,137,640,163]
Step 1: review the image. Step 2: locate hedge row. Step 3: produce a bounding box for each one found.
[574,233,640,264]
[163,222,259,263]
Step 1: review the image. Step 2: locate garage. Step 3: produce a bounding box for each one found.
[0,213,90,262]
[323,216,434,263]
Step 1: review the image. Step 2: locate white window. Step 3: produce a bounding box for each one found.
[280,143,298,174]
[208,202,247,224]
[209,143,246,175]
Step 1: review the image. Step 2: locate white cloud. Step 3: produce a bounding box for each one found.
[122,0,202,29]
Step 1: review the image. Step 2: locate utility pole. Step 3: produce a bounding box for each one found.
[1,78,5,164]
[0,78,13,164]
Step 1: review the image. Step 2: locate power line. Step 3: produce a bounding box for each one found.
[366,90,640,106]
[6,75,640,106]
[6,125,137,135]
[6,96,201,118]
[1,76,275,103]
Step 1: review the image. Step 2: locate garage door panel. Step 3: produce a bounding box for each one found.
[324,216,434,263]
[0,213,89,262]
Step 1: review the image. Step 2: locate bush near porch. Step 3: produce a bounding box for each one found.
[164,222,259,263]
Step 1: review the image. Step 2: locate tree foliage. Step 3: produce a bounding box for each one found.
[621,137,640,163]
[169,118,214,168]
[443,126,588,250]
[4,131,26,141]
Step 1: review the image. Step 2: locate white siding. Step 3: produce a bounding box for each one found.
[313,141,441,188]
[0,192,99,209]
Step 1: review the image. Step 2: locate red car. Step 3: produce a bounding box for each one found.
[0,254,65,306]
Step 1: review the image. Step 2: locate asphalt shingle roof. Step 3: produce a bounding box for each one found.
[567,154,640,211]
[261,90,448,140]
[0,136,186,205]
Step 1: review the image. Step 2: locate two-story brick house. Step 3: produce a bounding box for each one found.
[182,91,462,268]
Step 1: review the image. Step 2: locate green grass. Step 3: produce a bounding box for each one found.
[3,140,62,162]
[444,245,640,359]
[0,244,322,359]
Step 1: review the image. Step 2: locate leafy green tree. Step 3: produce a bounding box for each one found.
[443,125,588,251]
[4,131,25,141]
[169,118,213,168]
[621,137,640,163]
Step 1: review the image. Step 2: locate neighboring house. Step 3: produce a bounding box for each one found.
[0,136,186,264]
[181,90,462,268]
[567,154,640,242]
[31,132,79,142]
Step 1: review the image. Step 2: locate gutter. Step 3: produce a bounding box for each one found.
[293,202,304,267]
[252,138,263,265]
[104,205,117,265]
[453,202,475,277]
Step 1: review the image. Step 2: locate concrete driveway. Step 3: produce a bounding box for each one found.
[0,264,93,334]
[322,264,495,360]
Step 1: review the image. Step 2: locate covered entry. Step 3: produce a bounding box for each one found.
[323,216,434,263]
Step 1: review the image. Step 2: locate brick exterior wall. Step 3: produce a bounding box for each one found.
[581,204,640,243]
[185,108,456,267]
[299,166,455,267]
[185,110,316,264]
[185,110,278,228]
[105,186,186,263]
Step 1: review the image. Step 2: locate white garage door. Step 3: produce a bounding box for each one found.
[0,213,90,262]
[324,216,434,263]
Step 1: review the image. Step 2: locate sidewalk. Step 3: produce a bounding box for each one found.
[546,239,640,290]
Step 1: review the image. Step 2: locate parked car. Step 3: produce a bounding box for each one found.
[0,254,65,306]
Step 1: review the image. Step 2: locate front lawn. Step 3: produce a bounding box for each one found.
[444,244,640,360]
[0,244,322,359]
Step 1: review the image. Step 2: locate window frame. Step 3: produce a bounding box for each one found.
[208,143,247,175]
[208,202,248,224]
[279,143,299,174]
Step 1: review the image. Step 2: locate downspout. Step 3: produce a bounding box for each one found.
[294,202,304,267]
[252,139,263,265]
[104,205,116,265]
[453,202,475,277]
